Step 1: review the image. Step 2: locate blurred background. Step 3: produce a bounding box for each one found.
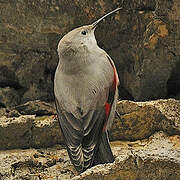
[0,0,179,108]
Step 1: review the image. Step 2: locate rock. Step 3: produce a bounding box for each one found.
[109,0,180,101]
[0,65,20,89]
[151,99,180,134]
[7,109,21,118]
[14,100,56,116]
[0,99,62,150]
[0,97,179,179]
[0,145,77,180]
[0,115,34,149]
[0,99,179,149]
[0,114,62,150]
[0,0,179,107]
[0,108,10,117]
[0,87,20,108]
[73,132,180,180]
[0,108,21,118]
[16,50,54,103]
[110,98,180,141]
[31,115,63,148]
[0,131,180,180]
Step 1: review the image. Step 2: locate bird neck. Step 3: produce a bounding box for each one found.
[57,45,93,74]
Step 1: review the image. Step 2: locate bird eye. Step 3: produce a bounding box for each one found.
[81,30,87,35]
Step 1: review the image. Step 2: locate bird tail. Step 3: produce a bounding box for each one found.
[93,131,115,166]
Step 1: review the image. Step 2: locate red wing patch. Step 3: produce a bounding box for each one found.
[103,55,119,132]
[103,102,111,131]
[105,102,111,117]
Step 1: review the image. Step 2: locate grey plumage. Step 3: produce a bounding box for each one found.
[54,8,120,172]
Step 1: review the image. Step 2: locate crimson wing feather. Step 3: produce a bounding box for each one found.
[103,55,119,131]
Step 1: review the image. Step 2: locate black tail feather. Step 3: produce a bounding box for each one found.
[93,131,115,166]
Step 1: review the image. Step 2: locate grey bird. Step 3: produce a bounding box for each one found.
[54,8,120,172]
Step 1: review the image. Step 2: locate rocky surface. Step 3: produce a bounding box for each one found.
[0,145,76,180]
[0,131,180,180]
[73,132,180,180]
[110,98,180,141]
[114,0,180,101]
[0,99,179,150]
[13,100,56,116]
[0,87,20,108]
[0,1,179,178]
[0,0,179,107]
[0,114,63,150]
[0,115,34,150]
[0,99,179,179]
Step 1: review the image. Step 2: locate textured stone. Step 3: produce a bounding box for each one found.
[0,115,34,149]
[31,115,63,148]
[0,87,20,108]
[0,0,179,106]
[110,98,180,141]
[0,108,21,118]
[0,99,179,149]
[73,132,180,180]
[0,114,63,150]
[0,65,20,89]
[0,108,9,117]
[0,132,180,180]
[15,50,54,103]
[109,0,180,101]
[14,100,56,116]
[0,145,76,180]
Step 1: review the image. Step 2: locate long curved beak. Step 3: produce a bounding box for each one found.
[91,7,122,29]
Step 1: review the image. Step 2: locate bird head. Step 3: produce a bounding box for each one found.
[57,8,122,59]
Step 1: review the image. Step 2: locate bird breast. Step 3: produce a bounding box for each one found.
[54,52,114,118]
